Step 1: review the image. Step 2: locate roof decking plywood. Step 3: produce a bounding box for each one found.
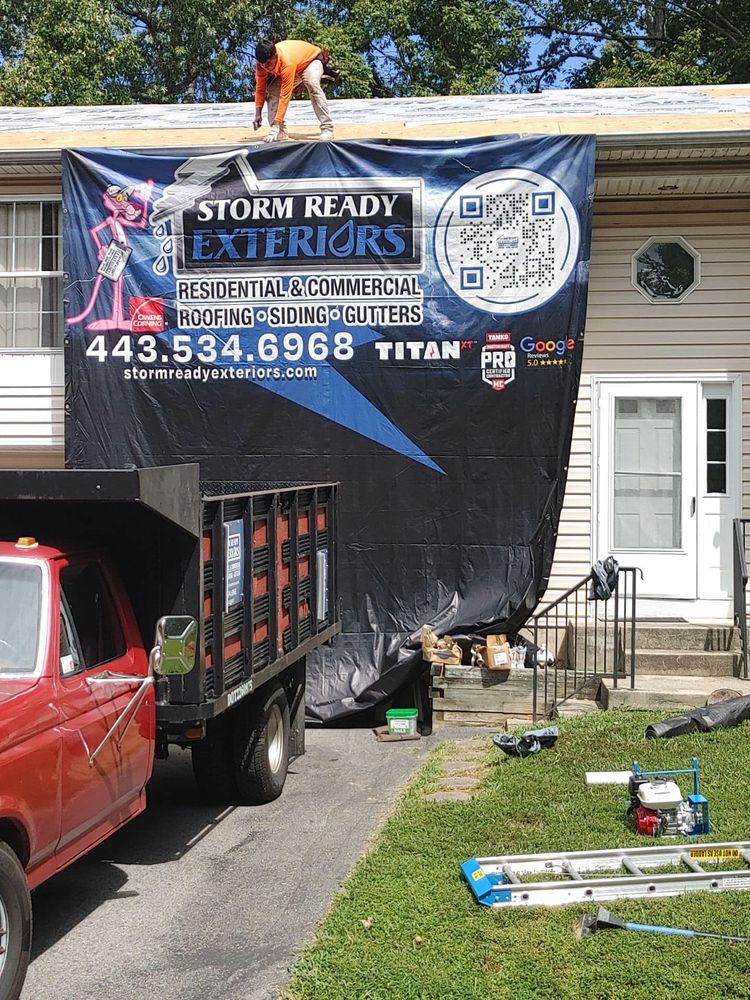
[1,84,750,153]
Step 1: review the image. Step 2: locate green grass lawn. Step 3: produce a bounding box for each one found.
[284,711,750,1000]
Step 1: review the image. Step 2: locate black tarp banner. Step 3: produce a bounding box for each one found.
[63,136,595,721]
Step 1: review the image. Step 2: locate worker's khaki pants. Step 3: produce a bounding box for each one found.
[265,59,333,137]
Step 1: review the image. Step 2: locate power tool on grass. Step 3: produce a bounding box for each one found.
[585,757,710,837]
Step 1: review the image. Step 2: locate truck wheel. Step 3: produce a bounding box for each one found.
[0,842,31,1000]
[191,715,239,802]
[233,683,290,804]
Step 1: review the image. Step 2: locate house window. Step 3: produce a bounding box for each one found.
[632,237,700,304]
[0,200,63,349]
[706,397,727,494]
[613,396,682,549]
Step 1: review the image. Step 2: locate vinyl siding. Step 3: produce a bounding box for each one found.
[545,198,750,605]
[0,354,65,456]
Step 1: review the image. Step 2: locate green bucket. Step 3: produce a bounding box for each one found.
[386,708,418,736]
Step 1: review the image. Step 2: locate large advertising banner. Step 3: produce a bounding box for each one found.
[63,135,595,720]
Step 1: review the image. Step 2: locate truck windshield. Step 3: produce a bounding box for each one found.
[0,560,43,674]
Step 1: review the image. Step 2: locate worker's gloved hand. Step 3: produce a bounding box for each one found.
[263,126,280,144]
[253,113,263,131]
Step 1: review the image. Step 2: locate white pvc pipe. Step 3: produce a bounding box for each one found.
[585,770,633,785]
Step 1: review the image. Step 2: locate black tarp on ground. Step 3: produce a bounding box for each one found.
[646,696,750,738]
[63,136,595,720]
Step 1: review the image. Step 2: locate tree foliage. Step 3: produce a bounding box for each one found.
[0,0,138,104]
[517,0,750,90]
[304,0,527,97]
[0,0,748,104]
[0,0,296,104]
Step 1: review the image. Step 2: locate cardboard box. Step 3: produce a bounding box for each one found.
[430,647,462,666]
[482,634,511,671]
[421,625,463,666]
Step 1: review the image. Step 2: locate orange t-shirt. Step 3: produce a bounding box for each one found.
[255,40,322,126]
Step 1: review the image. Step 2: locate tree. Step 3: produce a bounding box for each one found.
[593,29,724,87]
[2,0,747,104]
[306,0,527,97]
[122,0,297,103]
[0,0,298,104]
[515,0,749,91]
[0,0,528,104]
[0,0,139,105]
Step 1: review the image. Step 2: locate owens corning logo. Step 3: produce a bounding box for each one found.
[151,149,423,276]
[481,332,516,391]
[129,296,165,332]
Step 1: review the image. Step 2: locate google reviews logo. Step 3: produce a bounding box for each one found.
[520,334,576,368]
[519,336,575,357]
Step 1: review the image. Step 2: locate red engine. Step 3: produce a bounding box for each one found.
[631,803,661,837]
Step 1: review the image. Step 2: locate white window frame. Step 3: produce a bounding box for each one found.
[701,382,737,500]
[0,193,64,351]
[631,235,701,305]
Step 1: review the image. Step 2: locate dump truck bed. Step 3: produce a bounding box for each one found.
[0,465,340,726]
[190,478,339,721]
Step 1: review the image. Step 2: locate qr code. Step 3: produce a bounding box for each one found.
[434,169,580,315]
[457,192,556,291]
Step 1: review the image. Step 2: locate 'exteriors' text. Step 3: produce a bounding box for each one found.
[176,184,423,274]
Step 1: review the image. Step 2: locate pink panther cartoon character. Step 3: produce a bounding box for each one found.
[67,180,154,331]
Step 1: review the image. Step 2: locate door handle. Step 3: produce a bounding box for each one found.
[690,496,696,517]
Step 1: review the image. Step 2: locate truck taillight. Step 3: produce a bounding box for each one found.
[15,536,38,548]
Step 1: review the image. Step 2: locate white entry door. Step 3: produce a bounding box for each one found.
[598,382,698,599]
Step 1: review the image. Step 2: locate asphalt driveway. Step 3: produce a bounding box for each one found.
[23,726,466,1000]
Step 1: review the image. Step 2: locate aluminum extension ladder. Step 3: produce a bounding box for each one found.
[461,841,750,907]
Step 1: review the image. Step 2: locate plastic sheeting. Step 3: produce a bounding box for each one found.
[645,695,750,739]
[62,136,595,720]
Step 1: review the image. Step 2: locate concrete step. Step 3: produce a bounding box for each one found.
[603,673,750,711]
[579,623,738,656]
[634,648,739,677]
[632,624,738,652]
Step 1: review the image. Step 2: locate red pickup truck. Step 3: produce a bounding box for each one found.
[0,464,339,1000]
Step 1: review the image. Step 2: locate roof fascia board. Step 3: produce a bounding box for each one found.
[1,129,750,167]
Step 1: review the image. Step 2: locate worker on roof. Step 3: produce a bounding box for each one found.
[253,38,334,143]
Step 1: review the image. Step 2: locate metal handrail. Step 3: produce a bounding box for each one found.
[529,565,639,720]
[733,518,750,681]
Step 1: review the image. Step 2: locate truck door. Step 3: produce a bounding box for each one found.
[56,558,153,856]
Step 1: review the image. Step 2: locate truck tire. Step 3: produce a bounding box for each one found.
[191,715,239,802]
[233,683,290,804]
[0,842,31,1000]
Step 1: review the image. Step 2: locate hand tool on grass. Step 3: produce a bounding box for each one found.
[574,906,750,942]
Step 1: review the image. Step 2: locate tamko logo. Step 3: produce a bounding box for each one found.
[481,332,516,391]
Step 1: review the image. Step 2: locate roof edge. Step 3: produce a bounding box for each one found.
[1,128,750,166]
